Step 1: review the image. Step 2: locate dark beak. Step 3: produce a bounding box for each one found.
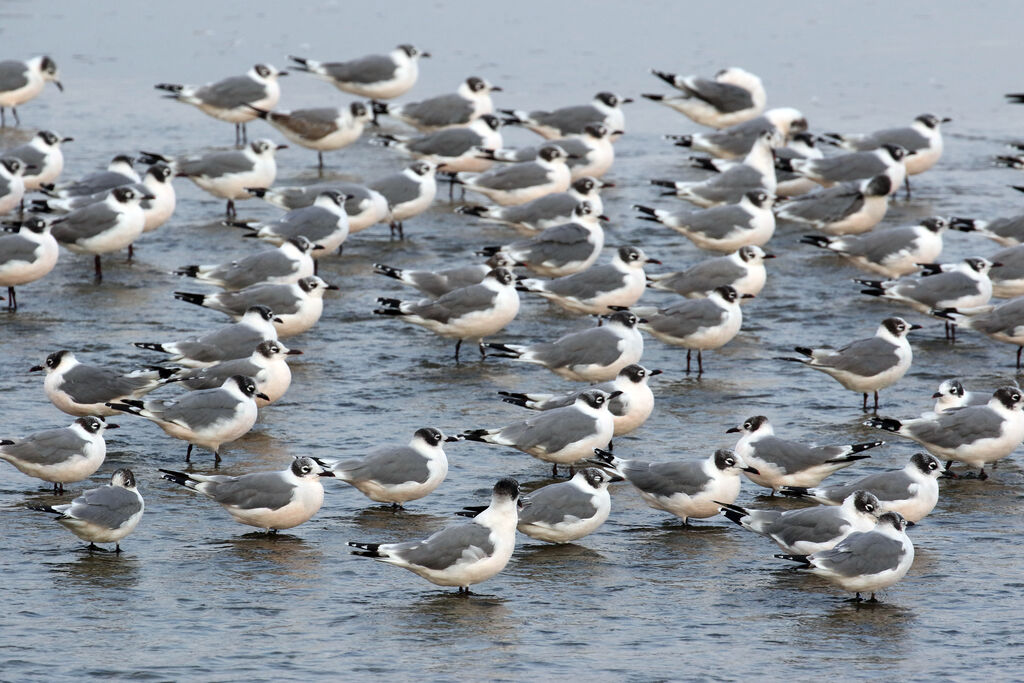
[645,258,662,264]
[621,97,634,104]
[325,282,340,290]
[286,348,303,355]
[29,365,43,372]
[741,293,756,299]
[638,317,649,324]
[490,86,503,92]
[726,426,741,433]
[608,474,625,483]
[763,253,776,259]
[444,435,463,442]
[598,214,610,222]
[599,180,615,188]
[612,130,625,136]
[276,144,289,150]
[61,136,74,143]
[312,244,326,251]
[256,392,270,401]
[607,390,624,400]
[909,324,923,330]
[318,470,335,477]
[743,466,760,474]
[649,369,663,376]
[55,81,64,92]
[931,391,943,398]
[941,117,952,123]
[273,316,284,323]
[105,423,121,429]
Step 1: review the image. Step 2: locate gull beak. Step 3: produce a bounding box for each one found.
[286,348,304,355]
[726,426,741,433]
[991,261,1005,267]
[742,466,760,474]
[638,317,649,323]
[608,474,625,483]
[763,253,776,259]
[490,86,503,92]
[941,117,952,123]
[909,324,923,330]
[741,293,756,299]
[61,136,74,143]
[276,144,289,150]
[273,316,284,323]
[607,390,624,400]
[29,365,43,372]
[256,392,270,401]
[325,282,340,290]
[931,391,943,398]
[277,71,289,77]
[105,423,121,429]
[645,257,662,264]
[312,244,326,251]
[612,130,625,136]
[318,470,335,477]
[621,97,634,104]
[55,81,64,92]
[649,369,663,376]
[421,52,432,58]
[598,214,610,222]
[599,180,615,188]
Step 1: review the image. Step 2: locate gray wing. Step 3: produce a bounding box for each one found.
[400,94,474,127]
[471,163,552,191]
[51,204,121,243]
[8,143,46,171]
[176,324,267,363]
[969,298,1024,335]
[205,251,298,289]
[179,357,262,390]
[369,174,421,206]
[0,60,29,91]
[531,105,602,135]
[839,227,918,262]
[890,271,979,307]
[0,233,43,266]
[265,206,343,243]
[624,460,710,497]
[906,406,1008,449]
[683,78,755,113]
[803,152,887,182]
[851,127,928,152]
[61,172,135,197]
[818,471,913,503]
[64,486,142,529]
[815,337,899,377]
[671,204,754,240]
[542,265,627,299]
[652,257,746,295]
[749,436,849,474]
[770,507,848,547]
[407,284,498,323]
[511,224,594,265]
[213,285,302,316]
[687,166,765,204]
[323,54,397,84]
[407,128,482,157]
[390,522,494,570]
[779,185,864,223]
[334,446,430,486]
[419,264,489,295]
[148,388,244,430]
[991,245,1024,283]
[497,408,599,453]
[497,193,578,224]
[646,299,727,339]
[195,75,267,109]
[269,109,339,140]
[60,365,152,404]
[698,117,768,156]
[985,216,1024,242]
[2,428,88,465]
[179,151,254,178]
[204,471,295,510]
[518,481,598,525]
[530,326,625,368]
[812,531,905,576]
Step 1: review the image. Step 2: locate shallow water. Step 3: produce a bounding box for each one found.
[2,1,1024,680]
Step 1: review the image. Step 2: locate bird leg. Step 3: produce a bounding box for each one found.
[862,393,868,411]
[7,286,16,311]
[454,339,462,362]
[904,176,912,200]
[686,349,692,373]
[115,544,122,554]
[127,244,134,261]
[478,341,487,358]
[318,151,324,175]
[697,350,704,376]
[1017,346,1022,370]
[214,448,222,465]
[551,463,558,477]
[226,199,236,218]
[0,107,4,127]
[854,592,863,602]
[607,439,613,452]
[873,391,880,411]
[185,444,193,462]
[868,593,879,603]
[94,255,103,281]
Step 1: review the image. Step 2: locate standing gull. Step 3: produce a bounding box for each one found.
[647,245,773,299]
[0,55,62,126]
[480,122,618,180]
[374,114,504,174]
[501,92,631,140]
[666,107,807,159]
[800,217,947,277]
[642,66,766,129]
[288,45,429,99]
[0,216,58,310]
[175,235,320,290]
[50,185,150,279]
[373,252,514,297]
[775,175,892,235]
[373,76,500,132]
[247,182,388,234]
[249,101,372,170]
[234,189,350,255]
[456,176,611,234]
[635,189,775,251]
[29,469,143,553]
[1,416,117,493]
[6,130,73,191]
[455,145,571,206]
[133,304,282,368]
[367,160,438,238]
[932,296,1024,368]
[173,339,299,407]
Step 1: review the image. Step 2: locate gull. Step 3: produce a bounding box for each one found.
[374,267,520,360]
[174,275,337,337]
[160,457,331,531]
[108,375,268,463]
[233,189,349,255]
[0,157,27,215]
[949,201,1024,247]
[462,389,620,475]
[1,416,117,493]
[634,285,748,374]
[373,114,503,174]
[249,101,372,170]
[727,415,881,493]
[932,296,1024,367]
[650,128,778,207]
[348,477,523,594]
[373,252,514,298]
[590,447,758,524]
[248,182,387,234]
[373,76,500,132]
[635,189,775,250]
[665,107,807,159]
[780,452,944,523]
[0,55,62,126]
[501,92,631,140]
[50,185,150,279]
[719,490,881,554]
[774,132,824,197]
[865,386,1024,479]
[133,304,281,368]
[458,468,620,544]
[477,200,604,277]
[455,176,611,234]
[5,130,73,190]
[483,310,645,381]
[647,245,773,299]
[314,427,457,508]
[40,154,137,198]
[288,45,428,99]
[777,317,919,410]
[776,511,914,602]
[30,349,179,417]
[499,363,661,438]
[480,122,618,180]
[367,160,438,238]
[173,340,299,407]
[29,469,143,553]
[931,379,987,414]
[775,175,892,234]
[175,235,319,290]
[0,215,58,310]
[789,144,908,194]
[517,245,659,315]
[156,64,286,145]
[642,66,766,129]
[455,145,571,206]
[986,243,1024,298]
[140,140,284,218]
[800,217,948,277]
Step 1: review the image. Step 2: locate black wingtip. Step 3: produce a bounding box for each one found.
[775,553,811,565]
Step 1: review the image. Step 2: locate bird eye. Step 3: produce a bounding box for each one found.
[744,422,751,430]
[726,458,736,466]
[866,503,874,512]
[1014,393,1021,401]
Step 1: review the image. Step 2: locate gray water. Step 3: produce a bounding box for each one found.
[2,1,1024,680]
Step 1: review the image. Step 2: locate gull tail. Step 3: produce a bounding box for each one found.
[497,390,530,408]
[372,263,403,280]
[455,205,488,218]
[287,55,312,71]
[138,151,171,165]
[373,297,404,316]
[134,342,170,354]
[479,342,521,358]
[106,400,145,416]
[641,93,665,102]
[455,505,488,519]
[848,440,885,455]
[158,468,196,488]
[173,291,207,307]
[459,429,495,444]
[651,69,680,87]
[717,502,750,526]
[800,235,832,249]
[175,265,200,278]
[245,187,268,199]
[28,504,61,515]
[154,83,184,94]
[371,100,390,117]
[664,134,693,148]
[778,486,811,498]
[245,104,270,119]
[348,541,385,557]
[775,554,811,565]
[864,417,902,432]
[689,156,719,171]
